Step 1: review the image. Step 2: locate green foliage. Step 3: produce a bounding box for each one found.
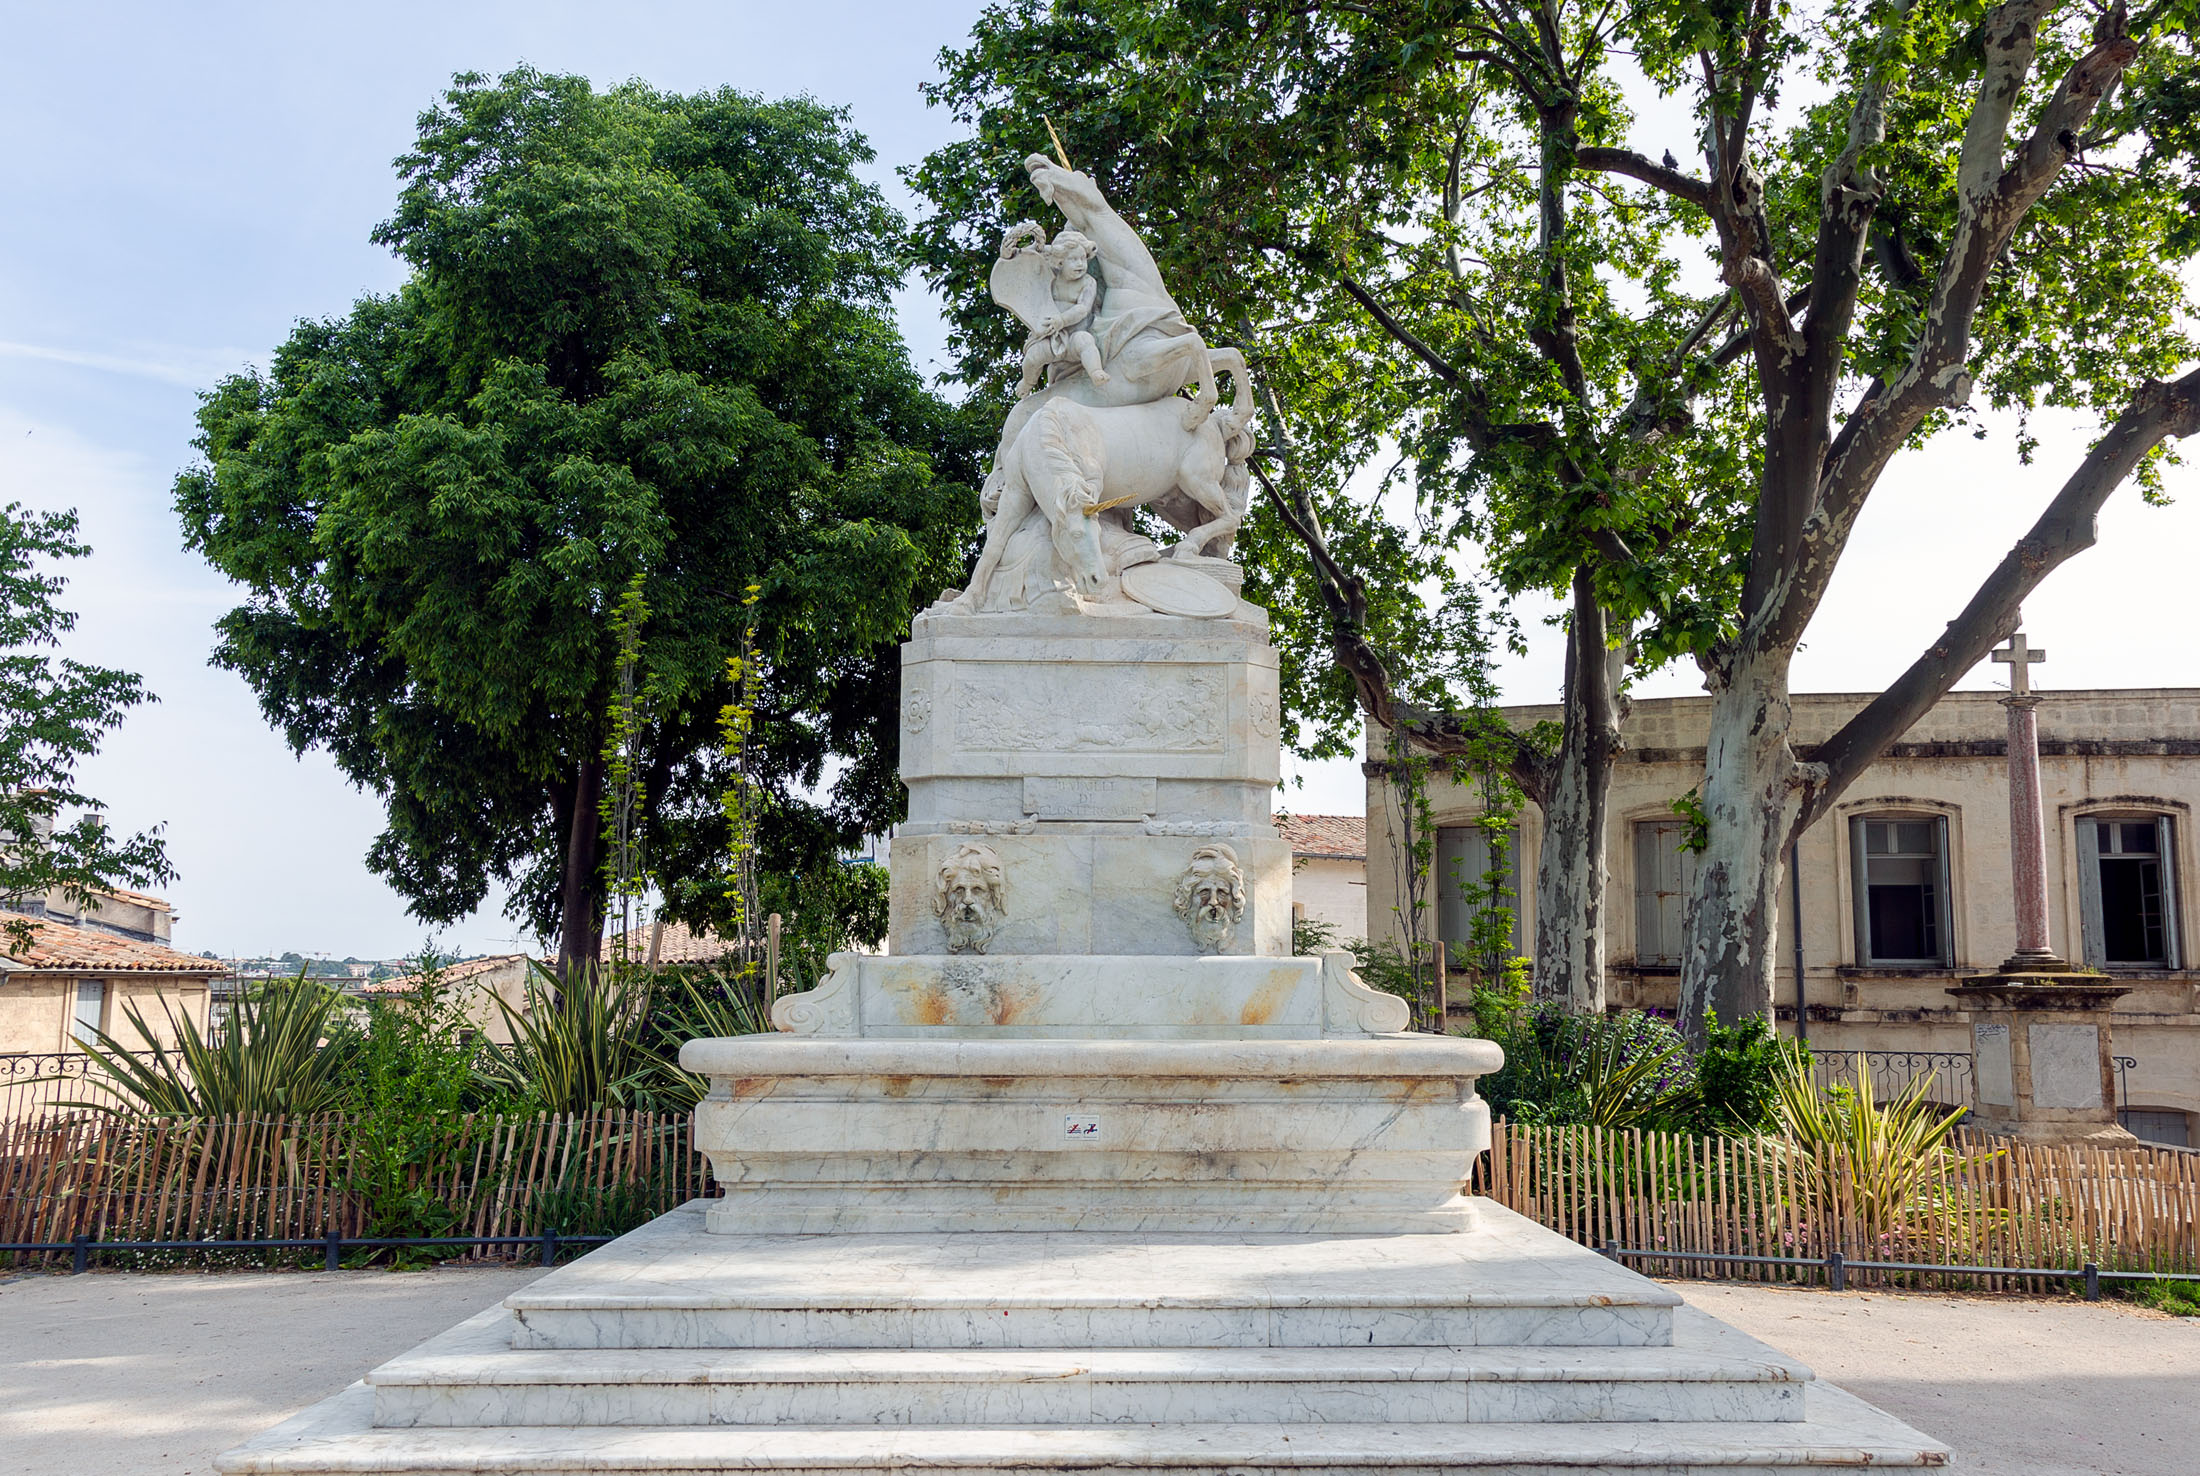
[1467,994,1791,1137]
[0,503,171,947]
[1690,1016,1793,1137]
[338,956,511,1253]
[477,962,660,1115]
[1290,912,1342,957]
[2126,1278,2200,1316]
[637,966,775,1112]
[74,976,356,1117]
[759,858,889,993]
[177,68,982,952]
[1772,1051,1979,1247]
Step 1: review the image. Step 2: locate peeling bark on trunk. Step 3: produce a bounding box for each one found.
[1680,649,1801,1041]
[556,753,604,985]
[1531,567,1626,1013]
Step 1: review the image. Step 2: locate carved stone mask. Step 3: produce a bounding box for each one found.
[933,842,1008,954]
[1172,843,1247,954]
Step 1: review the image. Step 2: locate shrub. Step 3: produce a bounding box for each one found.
[1463,994,1794,1137]
[73,974,357,1116]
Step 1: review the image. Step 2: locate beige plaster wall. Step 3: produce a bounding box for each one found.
[1366,688,2200,1135]
[1291,856,1368,941]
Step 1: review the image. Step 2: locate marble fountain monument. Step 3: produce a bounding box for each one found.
[219,154,1947,1475]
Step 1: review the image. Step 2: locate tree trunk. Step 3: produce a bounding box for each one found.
[556,754,605,984]
[1678,647,1799,1042]
[1530,567,1625,1013]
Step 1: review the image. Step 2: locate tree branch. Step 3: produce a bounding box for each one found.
[1780,13,2142,649]
[1574,147,1712,208]
[1799,363,2200,825]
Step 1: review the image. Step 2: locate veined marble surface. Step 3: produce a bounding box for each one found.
[215,1203,1947,1472]
[679,1033,1489,1234]
[762,952,1412,1037]
[367,1303,1807,1429]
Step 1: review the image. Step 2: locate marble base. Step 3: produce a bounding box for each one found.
[679,1035,1494,1235]
[216,1203,1949,1474]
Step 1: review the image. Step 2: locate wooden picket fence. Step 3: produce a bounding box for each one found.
[1475,1121,2200,1287]
[6,1112,2196,1287]
[0,1111,709,1264]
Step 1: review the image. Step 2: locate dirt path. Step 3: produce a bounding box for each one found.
[1675,1280,2200,1475]
[0,1264,542,1475]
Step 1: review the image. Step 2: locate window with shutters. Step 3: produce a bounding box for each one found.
[2078,815,2181,969]
[1849,815,1953,967]
[71,979,107,1046]
[1633,820,1700,966]
[1436,824,1521,963]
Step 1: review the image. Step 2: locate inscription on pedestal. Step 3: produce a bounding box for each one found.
[1024,776,1156,821]
[954,666,1224,752]
[1975,1022,2014,1106]
[2029,1023,2104,1108]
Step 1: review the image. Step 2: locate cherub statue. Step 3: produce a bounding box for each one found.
[1015,229,1109,395]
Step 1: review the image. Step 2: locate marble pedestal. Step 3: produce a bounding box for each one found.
[891,605,1290,956]
[1947,975,2138,1144]
[217,1202,1949,1475]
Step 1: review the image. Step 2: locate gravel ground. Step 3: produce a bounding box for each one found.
[1,1265,2193,1474]
[1673,1280,2200,1476]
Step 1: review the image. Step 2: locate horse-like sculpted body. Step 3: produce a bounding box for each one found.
[957,154,1257,615]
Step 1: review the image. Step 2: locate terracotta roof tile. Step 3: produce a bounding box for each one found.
[600,919,734,964]
[1273,813,1366,860]
[0,915,223,974]
[366,953,535,994]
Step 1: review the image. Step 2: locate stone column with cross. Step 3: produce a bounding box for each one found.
[1947,622,2136,1143]
[1991,629,2060,968]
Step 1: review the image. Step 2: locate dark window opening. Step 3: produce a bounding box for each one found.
[2087,818,2176,967]
[1855,818,1948,965]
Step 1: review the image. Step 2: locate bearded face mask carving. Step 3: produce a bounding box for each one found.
[1172,843,1247,954]
[933,842,1008,953]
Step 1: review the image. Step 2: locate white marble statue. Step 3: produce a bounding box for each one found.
[952,155,1257,617]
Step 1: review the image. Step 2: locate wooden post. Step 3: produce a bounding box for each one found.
[766,913,783,1001]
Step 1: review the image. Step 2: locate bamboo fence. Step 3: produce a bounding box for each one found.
[0,1111,708,1265]
[6,1113,2195,1286]
[1475,1121,2200,1288]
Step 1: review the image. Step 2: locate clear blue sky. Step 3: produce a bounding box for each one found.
[3,2,2193,958]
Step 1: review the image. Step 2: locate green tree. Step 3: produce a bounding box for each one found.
[1593,0,2200,1035]
[0,503,172,944]
[913,1,1752,1009]
[178,70,981,975]
[917,1,2200,1037]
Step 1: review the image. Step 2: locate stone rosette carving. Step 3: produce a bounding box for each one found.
[934,842,1009,954]
[903,691,932,732]
[1173,843,1247,954]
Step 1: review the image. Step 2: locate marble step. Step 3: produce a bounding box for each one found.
[221,1382,1948,1474]
[370,1306,1808,1429]
[505,1201,1680,1351]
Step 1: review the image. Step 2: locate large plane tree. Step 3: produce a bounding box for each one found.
[179,70,980,976]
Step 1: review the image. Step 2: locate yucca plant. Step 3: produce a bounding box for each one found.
[640,967,775,1110]
[70,974,357,1116]
[1772,1052,1982,1255]
[476,961,660,1114]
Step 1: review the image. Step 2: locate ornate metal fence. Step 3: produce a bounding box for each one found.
[0,1054,113,1122]
[1807,1048,1974,1108]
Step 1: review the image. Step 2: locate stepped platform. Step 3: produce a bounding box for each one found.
[217,1202,1948,1475]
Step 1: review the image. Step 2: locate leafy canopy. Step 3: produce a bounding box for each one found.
[177,69,982,944]
[0,503,171,944]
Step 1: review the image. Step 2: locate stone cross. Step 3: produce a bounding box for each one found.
[1990,626,2060,966]
[1991,631,2047,696]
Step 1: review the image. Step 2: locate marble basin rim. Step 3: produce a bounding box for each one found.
[679,1033,1505,1080]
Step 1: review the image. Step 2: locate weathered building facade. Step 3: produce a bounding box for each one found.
[1367,688,2200,1144]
